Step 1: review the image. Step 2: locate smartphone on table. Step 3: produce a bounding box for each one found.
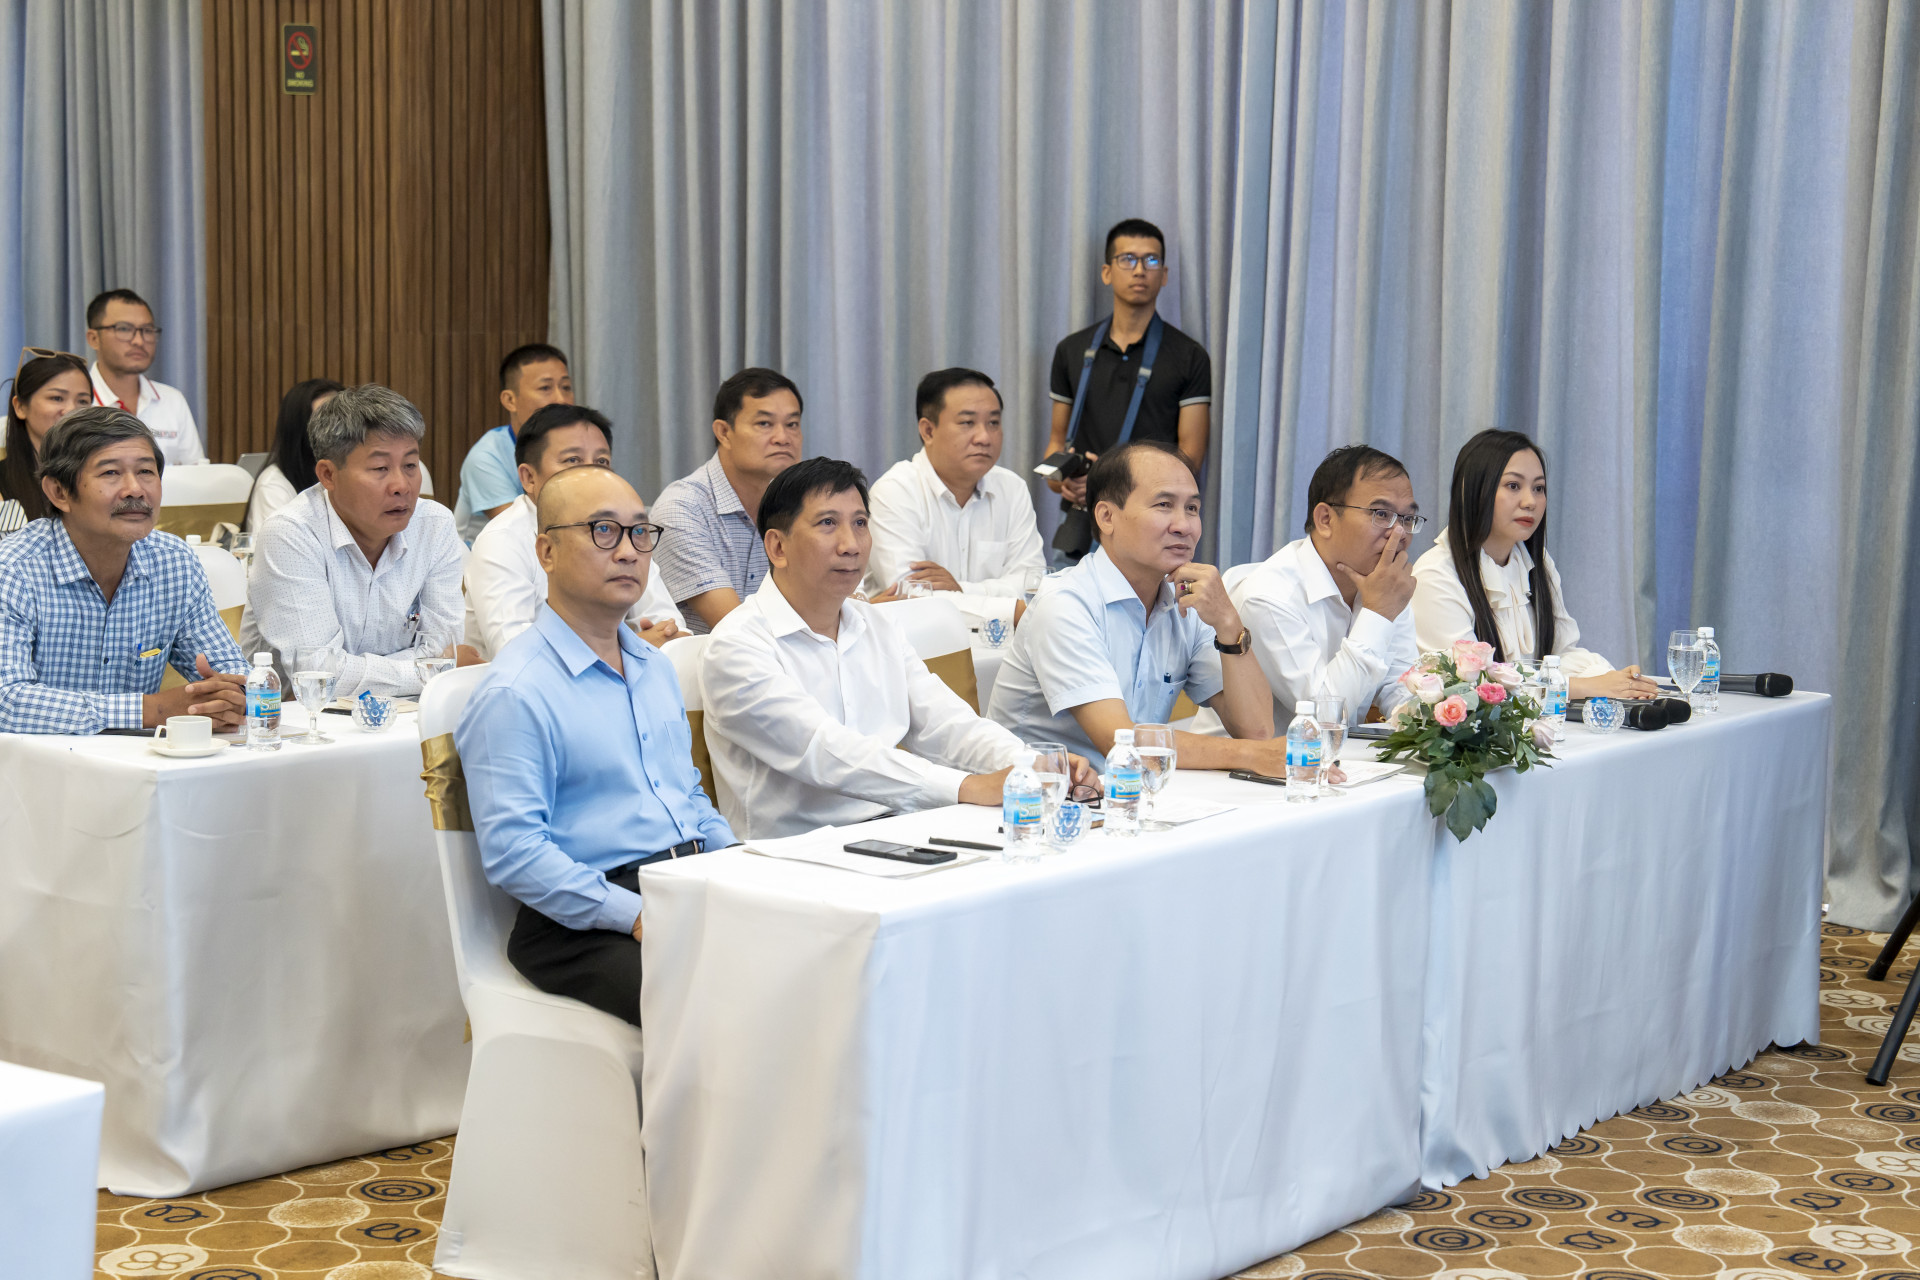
[842,840,956,866]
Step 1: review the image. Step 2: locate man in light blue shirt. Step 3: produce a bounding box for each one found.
[453,343,575,543]
[987,441,1287,774]
[457,464,733,1024]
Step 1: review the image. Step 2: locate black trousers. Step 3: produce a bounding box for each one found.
[507,865,645,1026]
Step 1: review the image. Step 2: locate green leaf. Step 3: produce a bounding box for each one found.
[1446,782,1491,841]
[1427,772,1459,818]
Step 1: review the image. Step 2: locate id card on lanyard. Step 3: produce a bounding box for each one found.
[1063,313,1165,452]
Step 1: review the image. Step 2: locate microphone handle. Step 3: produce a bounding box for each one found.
[1720,672,1793,697]
[1567,699,1670,731]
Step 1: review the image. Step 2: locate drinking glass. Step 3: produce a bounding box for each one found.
[1313,693,1349,794]
[415,655,455,689]
[1667,630,1705,705]
[1020,568,1045,609]
[228,531,254,567]
[1132,723,1177,830]
[901,578,933,600]
[291,647,341,745]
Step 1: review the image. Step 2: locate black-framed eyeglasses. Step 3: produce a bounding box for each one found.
[95,323,162,342]
[544,519,665,552]
[1110,252,1164,272]
[1326,503,1427,533]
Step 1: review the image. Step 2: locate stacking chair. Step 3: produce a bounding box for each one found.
[417,667,655,1280]
[156,463,254,539]
[1866,889,1920,1086]
[886,594,980,711]
[659,635,722,809]
[158,541,249,692]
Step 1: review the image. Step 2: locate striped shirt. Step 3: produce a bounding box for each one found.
[0,518,245,734]
[650,454,770,635]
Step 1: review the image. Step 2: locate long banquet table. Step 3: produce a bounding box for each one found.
[638,692,1827,1279]
[0,706,470,1196]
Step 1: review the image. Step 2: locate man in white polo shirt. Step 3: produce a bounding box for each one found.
[464,402,682,659]
[85,289,204,466]
[863,367,1046,627]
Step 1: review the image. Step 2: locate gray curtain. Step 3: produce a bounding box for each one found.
[0,0,205,420]
[545,0,1920,928]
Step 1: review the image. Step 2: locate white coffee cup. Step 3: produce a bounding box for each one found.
[154,715,214,750]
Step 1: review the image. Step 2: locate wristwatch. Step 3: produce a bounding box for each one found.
[1214,627,1251,655]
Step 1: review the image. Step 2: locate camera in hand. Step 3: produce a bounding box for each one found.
[1033,450,1091,482]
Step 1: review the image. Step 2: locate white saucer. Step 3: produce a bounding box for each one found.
[150,739,231,759]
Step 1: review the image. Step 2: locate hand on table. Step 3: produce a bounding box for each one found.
[1572,667,1660,701]
[958,766,1013,807]
[903,562,962,593]
[143,654,246,730]
[1065,753,1100,800]
[637,617,681,648]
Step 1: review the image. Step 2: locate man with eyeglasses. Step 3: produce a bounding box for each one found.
[463,402,682,660]
[85,289,204,466]
[1042,218,1211,564]
[457,464,733,1025]
[1199,445,1424,731]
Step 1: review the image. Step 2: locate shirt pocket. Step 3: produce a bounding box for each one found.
[970,539,1014,579]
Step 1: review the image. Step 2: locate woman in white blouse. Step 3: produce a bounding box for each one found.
[1411,429,1658,702]
[247,378,344,532]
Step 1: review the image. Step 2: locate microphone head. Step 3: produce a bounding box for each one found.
[1657,697,1692,724]
[1624,701,1669,731]
[1756,672,1793,697]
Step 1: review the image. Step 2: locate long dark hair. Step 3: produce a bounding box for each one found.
[268,378,346,493]
[3,352,92,520]
[1444,429,1555,662]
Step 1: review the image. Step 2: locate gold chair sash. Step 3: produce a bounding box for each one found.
[156,502,251,540]
[685,708,718,805]
[923,648,980,714]
[420,732,475,832]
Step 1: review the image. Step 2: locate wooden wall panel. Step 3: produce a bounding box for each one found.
[204,0,549,513]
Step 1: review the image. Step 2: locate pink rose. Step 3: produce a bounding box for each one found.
[1488,662,1524,688]
[1434,695,1470,728]
[1387,701,1413,729]
[1476,682,1507,704]
[1531,719,1556,750]
[1452,639,1496,677]
[1411,672,1446,704]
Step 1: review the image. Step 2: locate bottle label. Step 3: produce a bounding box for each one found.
[1288,739,1323,769]
[1002,793,1042,828]
[1703,656,1720,680]
[1106,767,1142,803]
[1545,688,1567,717]
[247,688,281,723]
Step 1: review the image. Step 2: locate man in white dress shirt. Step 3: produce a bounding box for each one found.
[703,457,1095,839]
[85,289,204,466]
[863,367,1046,625]
[243,384,464,697]
[464,403,682,659]
[987,441,1295,775]
[1202,445,1423,730]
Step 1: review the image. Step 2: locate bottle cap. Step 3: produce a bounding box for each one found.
[1295,700,1316,714]
[1543,655,1561,666]
[1699,626,1715,638]
[1113,729,1134,745]
[253,652,274,665]
[185,534,202,544]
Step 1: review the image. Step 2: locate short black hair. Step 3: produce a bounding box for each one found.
[499,343,569,390]
[1104,218,1166,260]
[86,289,152,328]
[1303,445,1410,534]
[1086,439,1192,513]
[38,405,162,500]
[714,367,804,426]
[516,403,613,469]
[757,456,868,537]
[915,367,1002,423]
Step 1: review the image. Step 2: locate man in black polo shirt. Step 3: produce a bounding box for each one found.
[1043,217,1211,562]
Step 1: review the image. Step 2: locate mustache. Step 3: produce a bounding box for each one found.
[112,498,153,515]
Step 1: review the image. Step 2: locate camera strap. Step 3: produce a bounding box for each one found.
[1064,312,1164,451]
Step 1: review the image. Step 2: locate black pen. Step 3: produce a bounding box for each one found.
[930,837,1002,852]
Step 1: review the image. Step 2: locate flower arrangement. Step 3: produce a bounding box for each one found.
[1376,639,1554,841]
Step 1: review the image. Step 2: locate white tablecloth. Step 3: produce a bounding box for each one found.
[640,771,1437,1280]
[0,1059,104,1280]
[0,708,469,1195]
[1419,692,1828,1184]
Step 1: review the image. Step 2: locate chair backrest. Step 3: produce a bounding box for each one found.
[883,595,979,710]
[419,665,524,995]
[661,635,722,808]
[191,542,248,614]
[158,463,255,539]
[1222,560,1261,596]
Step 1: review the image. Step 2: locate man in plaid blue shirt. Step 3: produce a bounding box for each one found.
[0,407,247,734]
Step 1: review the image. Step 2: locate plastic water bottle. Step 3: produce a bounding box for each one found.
[1285,701,1323,802]
[1103,729,1144,837]
[1696,626,1721,713]
[1001,758,1045,860]
[245,652,282,751]
[1538,655,1569,740]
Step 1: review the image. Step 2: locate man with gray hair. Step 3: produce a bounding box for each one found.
[242,383,464,698]
[0,406,247,733]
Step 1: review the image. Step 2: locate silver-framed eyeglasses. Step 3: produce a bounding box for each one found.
[1326,503,1427,533]
[95,323,162,342]
[544,519,665,552]
[1110,252,1164,272]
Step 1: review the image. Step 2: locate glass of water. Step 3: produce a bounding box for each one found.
[1028,740,1071,851]
[1132,722,1177,830]
[1020,568,1044,611]
[1667,630,1704,706]
[291,647,341,745]
[228,531,255,567]
[415,655,455,690]
[1313,693,1349,794]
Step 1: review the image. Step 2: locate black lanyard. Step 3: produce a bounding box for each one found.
[1064,313,1165,450]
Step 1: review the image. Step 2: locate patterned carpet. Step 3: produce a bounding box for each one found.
[95,923,1920,1280]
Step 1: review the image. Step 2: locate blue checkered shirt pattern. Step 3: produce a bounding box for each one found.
[0,518,246,734]
[650,454,770,635]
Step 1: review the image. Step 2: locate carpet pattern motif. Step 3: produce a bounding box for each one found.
[95,923,1920,1280]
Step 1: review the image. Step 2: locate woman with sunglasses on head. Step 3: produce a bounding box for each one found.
[1,349,94,537]
[247,377,345,532]
[1411,429,1658,702]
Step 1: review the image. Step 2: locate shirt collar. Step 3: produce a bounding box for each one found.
[1288,537,1345,605]
[89,363,154,412]
[912,448,983,509]
[703,454,747,517]
[533,601,649,678]
[47,516,155,586]
[754,572,863,645]
[1085,544,1174,615]
[1479,540,1534,600]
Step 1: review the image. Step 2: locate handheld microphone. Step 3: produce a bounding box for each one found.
[1656,697,1692,725]
[1721,673,1793,697]
[1568,699,1669,730]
